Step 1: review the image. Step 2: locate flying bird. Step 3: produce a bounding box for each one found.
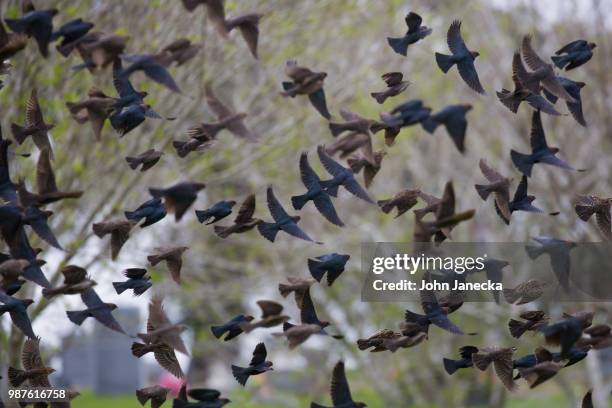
[4,6,57,57]
[0,259,29,296]
[231,342,273,386]
[239,300,289,332]
[0,291,35,338]
[126,149,163,172]
[147,246,189,285]
[472,347,516,391]
[125,197,167,228]
[317,146,375,204]
[258,186,318,243]
[213,194,262,238]
[278,276,315,305]
[52,18,94,57]
[7,338,54,388]
[113,268,152,296]
[149,182,206,221]
[41,265,96,299]
[508,310,549,339]
[72,31,128,71]
[225,13,263,59]
[475,159,512,221]
[370,72,410,104]
[308,253,350,286]
[202,83,259,141]
[172,387,231,408]
[211,314,254,341]
[443,345,479,375]
[328,109,374,138]
[552,40,596,71]
[387,12,432,56]
[543,77,587,126]
[503,279,547,305]
[311,361,367,408]
[138,294,189,355]
[66,88,116,141]
[378,189,421,218]
[379,99,431,129]
[196,200,236,225]
[118,54,182,93]
[173,132,213,158]
[131,342,184,379]
[348,150,386,188]
[517,361,561,389]
[541,311,594,358]
[575,195,611,240]
[155,38,202,67]
[281,60,330,119]
[0,21,28,61]
[11,89,54,157]
[324,132,372,160]
[526,236,576,291]
[495,175,558,225]
[435,20,485,94]
[422,104,472,152]
[66,287,125,334]
[92,219,137,260]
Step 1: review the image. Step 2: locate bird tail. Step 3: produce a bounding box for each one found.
[496,89,522,113]
[435,53,455,73]
[125,156,140,170]
[575,197,596,221]
[503,288,520,305]
[508,319,527,338]
[377,199,395,214]
[172,140,189,158]
[281,81,297,97]
[511,150,535,177]
[7,366,27,387]
[370,91,388,104]
[4,19,26,33]
[328,123,348,138]
[231,365,250,386]
[421,117,439,134]
[319,179,339,197]
[471,353,492,371]
[131,342,150,358]
[113,281,128,295]
[210,325,227,339]
[443,358,460,375]
[41,287,61,299]
[307,259,326,282]
[283,322,295,331]
[278,283,293,298]
[124,210,142,221]
[137,333,153,343]
[66,310,89,326]
[291,193,310,210]
[148,188,164,199]
[551,55,569,70]
[356,339,372,351]
[213,225,231,239]
[387,36,409,56]
[147,254,162,266]
[525,245,545,260]
[135,389,151,406]
[195,209,212,224]
[91,222,108,238]
[10,123,28,144]
[257,222,279,242]
[474,184,493,201]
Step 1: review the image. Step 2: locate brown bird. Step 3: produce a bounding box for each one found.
[414,190,442,220]
[225,13,263,59]
[325,132,372,159]
[41,265,96,299]
[370,120,401,147]
[11,89,54,157]
[0,21,28,61]
[475,159,512,222]
[239,300,290,332]
[149,182,206,221]
[173,132,214,158]
[136,385,169,408]
[518,361,561,389]
[156,38,202,67]
[278,276,315,306]
[348,150,386,188]
[131,342,184,379]
[8,338,55,388]
[214,194,262,238]
[92,219,137,260]
[378,189,421,218]
[577,324,612,350]
[0,258,28,295]
[472,347,516,391]
[357,329,400,352]
[508,310,549,339]
[125,149,163,172]
[201,83,258,141]
[74,31,128,71]
[311,361,367,408]
[181,0,228,37]
[575,195,611,240]
[66,87,116,141]
[357,328,425,353]
[281,60,330,119]
[328,109,374,138]
[503,279,547,305]
[147,246,189,285]
[371,72,410,104]
[519,35,576,102]
[138,294,189,355]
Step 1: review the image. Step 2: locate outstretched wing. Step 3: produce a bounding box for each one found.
[447,20,469,55]
[330,361,354,405]
[266,187,290,223]
[250,342,267,366]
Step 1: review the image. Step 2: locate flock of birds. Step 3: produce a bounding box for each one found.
[0,1,610,407]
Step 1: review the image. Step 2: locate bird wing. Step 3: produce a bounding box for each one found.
[512,50,540,94]
[142,62,181,93]
[147,295,171,332]
[595,206,612,240]
[382,72,403,87]
[429,314,465,335]
[405,12,423,33]
[235,194,256,223]
[555,40,586,55]
[299,152,321,190]
[300,288,323,326]
[125,267,147,279]
[257,300,284,319]
[25,89,44,128]
[330,361,354,405]
[23,207,62,250]
[312,192,344,226]
[266,187,290,223]
[80,287,104,308]
[436,182,455,220]
[154,345,184,378]
[567,100,586,127]
[204,0,228,37]
[522,35,548,70]
[513,176,528,202]
[317,146,348,178]
[457,60,485,94]
[237,17,260,59]
[188,389,221,402]
[479,159,503,183]
[112,59,138,98]
[342,176,375,203]
[529,111,548,152]
[444,114,468,151]
[308,88,331,119]
[250,342,267,366]
[280,221,316,242]
[35,147,57,195]
[204,83,233,119]
[92,307,125,334]
[493,349,516,391]
[10,307,36,339]
[166,256,183,284]
[21,337,43,371]
[62,265,87,285]
[540,76,576,102]
[447,20,469,55]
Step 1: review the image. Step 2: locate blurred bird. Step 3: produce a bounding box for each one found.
[156,38,202,67]
[317,146,374,204]
[147,246,189,285]
[542,311,594,358]
[66,88,116,141]
[508,311,549,339]
[0,291,35,338]
[369,121,401,147]
[52,18,94,56]
[310,361,367,408]
[7,338,54,387]
[196,200,236,225]
[518,361,561,389]
[525,236,576,291]
[0,133,18,203]
[149,182,206,221]
[131,342,184,379]
[18,205,62,250]
[138,295,189,355]
[225,13,263,59]
[308,253,350,286]
[0,21,28,60]
[66,287,125,334]
[202,83,259,141]
[213,194,262,238]
[543,77,587,126]
[5,6,57,57]
[136,385,169,408]
[41,265,96,299]
[387,12,432,56]
[74,31,128,71]
[118,54,182,93]
[92,219,137,260]
[172,387,231,408]
[379,99,431,128]
[475,159,512,221]
[173,133,214,158]
[324,132,371,159]
[281,60,330,119]
[582,390,593,408]
[231,342,273,386]
[435,20,485,94]
[552,40,596,71]
[291,152,344,227]
[357,329,404,353]
[503,279,547,305]
[576,324,612,350]
[125,197,167,228]
[0,259,29,296]
[278,276,315,305]
[370,72,410,104]
[239,300,289,332]
[472,347,516,391]
[258,186,318,243]
[378,189,421,218]
[420,181,474,244]
[422,104,472,153]
[511,111,579,177]
[348,150,386,188]
[575,195,611,240]
[328,109,374,138]
[113,268,152,297]
[443,345,479,375]
[495,175,558,225]
[126,149,163,172]
[11,89,54,157]
[211,314,254,341]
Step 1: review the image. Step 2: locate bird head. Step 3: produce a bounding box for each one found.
[192,182,207,191]
[291,215,301,223]
[49,9,60,16]
[22,299,35,307]
[106,303,119,310]
[245,315,255,322]
[138,91,148,98]
[44,367,57,375]
[471,51,480,58]
[462,103,473,111]
[227,200,237,207]
[264,361,273,370]
[576,81,586,89]
[527,195,536,203]
[550,147,560,154]
[588,42,597,49]
[356,403,368,408]
[177,324,188,333]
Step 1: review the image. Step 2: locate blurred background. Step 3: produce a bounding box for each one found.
[0,0,611,407]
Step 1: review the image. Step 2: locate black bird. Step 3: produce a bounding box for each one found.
[172,387,231,408]
[5,6,58,57]
[311,361,367,408]
[317,146,374,204]
[291,152,344,227]
[113,268,152,296]
[543,77,587,127]
[231,342,273,386]
[125,197,167,228]
[509,311,549,339]
[281,60,330,119]
[258,186,318,243]
[213,194,262,238]
[511,111,578,177]
[435,20,485,94]
[110,101,149,136]
[0,133,18,203]
[495,175,558,225]
[422,104,472,153]
[308,253,350,286]
[0,21,28,61]
[125,149,163,172]
[0,291,35,338]
[541,312,594,358]
[379,99,431,128]
[574,195,612,240]
[195,200,236,225]
[443,345,479,375]
[552,40,596,71]
[525,236,576,291]
[119,54,182,93]
[370,72,410,104]
[211,314,254,341]
[52,18,94,57]
[66,288,125,334]
[387,12,432,56]
[149,182,206,221]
